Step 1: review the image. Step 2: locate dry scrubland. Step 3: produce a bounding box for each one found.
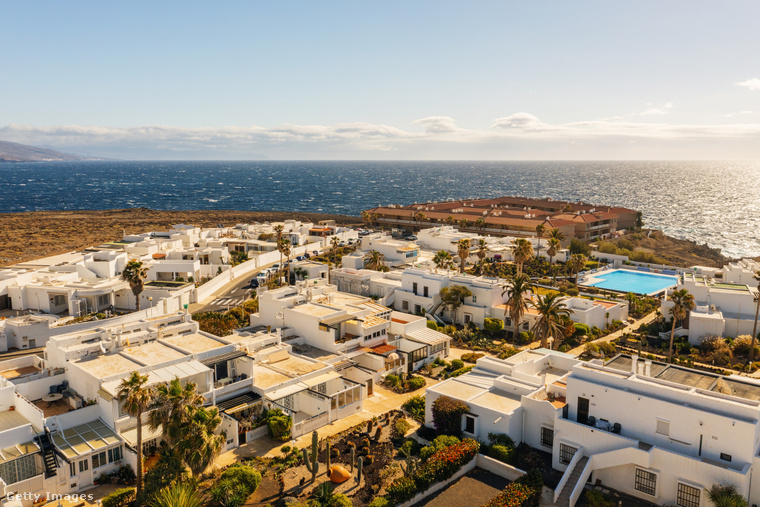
[606,229,728,267]
[0,208,360,267]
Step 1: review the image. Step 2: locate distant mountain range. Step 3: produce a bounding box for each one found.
[0,140,92,162]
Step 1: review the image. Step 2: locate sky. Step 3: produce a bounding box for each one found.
[1,1,760,160]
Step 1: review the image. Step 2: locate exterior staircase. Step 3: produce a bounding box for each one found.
[556,456,589,507]
[35,429,59,478]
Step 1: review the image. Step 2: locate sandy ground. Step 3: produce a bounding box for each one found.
[0,209,360,267]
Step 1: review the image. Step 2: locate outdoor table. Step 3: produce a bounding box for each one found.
[42,393,63,407]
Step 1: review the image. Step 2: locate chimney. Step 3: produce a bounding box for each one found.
[644,360,652,376]
[631,354,638,374]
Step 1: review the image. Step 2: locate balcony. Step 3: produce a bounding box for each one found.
[213,376,252,398]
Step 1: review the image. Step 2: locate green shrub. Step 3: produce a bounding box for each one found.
[450,359,465,370]
[266,409,292,442]
[220,464,262,496]
[329,493,353,507]
[400,438,421,456]
[446,365,474,378]
[598,341,616,356]
[386,476,416,504]
[102,488,136,507]
[210,464,262,507]
[487,444,515,464]
[384,374,401,389]
[484,318,504,334]
[566,288,579,296]
[369,497,391,507]
[584,342,600,355]
[394,418,412,437]
[402,394,425,422]
[460,352,484,363]
[581,489,615,507]
[419,434,460,461]
[426,320,439,330]
[406,376,426,391]
[488,433,515,447]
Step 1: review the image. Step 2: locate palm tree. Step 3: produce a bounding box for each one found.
[569,254,587,284]
[122,260,149,311]
[432,250,454,272]
[625,292,638,315]
[148,378,204,446]
[511,238,534,276]
[364,250,386,271]
[278,238,291,285]
[549,228,566,244]
[749,270,760,364]
[502,274,533,342]
[445,215,456,226]
[474,217,486,231]
[706,483,748,507]
[476,239,489,265]
[273,224,285,269]
[414,212,427,228]
[547,237,561,266]
[361,210,372,227]
[531,293,571,349]
[458,218,470,230]
[149,483,204,507]
[117,371,153,499]
[176,406,225,476]
[667,289,696,363]
[457,239,470,274]
[535,224,546,258]
[635,211,644,230]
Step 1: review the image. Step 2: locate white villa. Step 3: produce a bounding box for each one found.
[426,349,760,506]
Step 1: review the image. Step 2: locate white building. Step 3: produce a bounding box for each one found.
[341,233,420,269]
[665,272,758,344]
[562,297,629,330]
[425,350,760,506]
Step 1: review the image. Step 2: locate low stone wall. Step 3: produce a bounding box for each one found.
[475,454,527,481]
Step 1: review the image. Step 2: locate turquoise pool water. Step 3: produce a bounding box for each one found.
[585,269,678,295]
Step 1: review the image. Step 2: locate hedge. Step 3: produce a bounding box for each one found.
[431,396,469,436]
[102,488,136,507]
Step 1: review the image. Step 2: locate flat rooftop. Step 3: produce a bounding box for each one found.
[252,365,293,389]
[291,303,338,318]
[267,354,326,376]
[74,353,142,378]
[470,390,522,413]
[433,379,487,400]
[605,354,760,402]
[121,341,187,365]
[161,333,225,353]
[0,410,33,432]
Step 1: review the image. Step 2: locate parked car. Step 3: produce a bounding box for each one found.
[303,253,311,259]
[313,250,319,256]
[248,278,259,288]
[272,263,280,269]
[296,255,305,261]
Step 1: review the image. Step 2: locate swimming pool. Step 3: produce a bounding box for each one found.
[582,269,678,295]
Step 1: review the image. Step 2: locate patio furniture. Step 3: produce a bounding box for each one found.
[42,393,63,408]
[587,415,596,427]
[612,423,621,434]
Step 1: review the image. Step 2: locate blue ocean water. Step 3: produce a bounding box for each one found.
[1,160,759,258]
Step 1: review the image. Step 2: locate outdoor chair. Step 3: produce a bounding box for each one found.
[49,385,59,395]
[612,423,621,434]
[56,380,69,393]
[587,416,596,427]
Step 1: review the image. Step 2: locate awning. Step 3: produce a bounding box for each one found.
[201,350,247,367]
[0,441,40,465]
[265,383,306,401]
[97,388,113,402]
[320,314,359,328]
[120,424,163,448]
[216,392,262,414]
[406,328,451,346]
[303,370,341,387]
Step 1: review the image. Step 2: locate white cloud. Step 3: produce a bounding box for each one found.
[736,78,760,90]
[639,102,673,116]
[412,116,459,134]
[4,113,760,160]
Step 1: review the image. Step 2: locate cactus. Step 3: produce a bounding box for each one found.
[302,430,320,483]
[363,437,370,449]
[350,446,355,472]
[399,448,417,477]
[355,456,363,484]
[374,425,383,441]
[326,441,331,469]
[367,419,374,433]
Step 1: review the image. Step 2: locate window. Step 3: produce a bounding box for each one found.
[464,414,476,434]
[522,321,529,330]
[720,453,732,462]
[98,294,110,307]
[541,427,554,448]
[92,451,107,469]
[559,444,577,465]
[52,295,66,306]
[655,419,670,436]
[79,459,88,473]
[108,446,122,463]
[424,286,429,297]
[0,454,40,485]
[69,462,76,477]
[464,313,472,324]
[472,295,477,303]
[505,317,512,326]
[677,483,701,507]
[413,282,418,295]
[402,300,409,311]
[634,468,656,496]
[414,304,421,314]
